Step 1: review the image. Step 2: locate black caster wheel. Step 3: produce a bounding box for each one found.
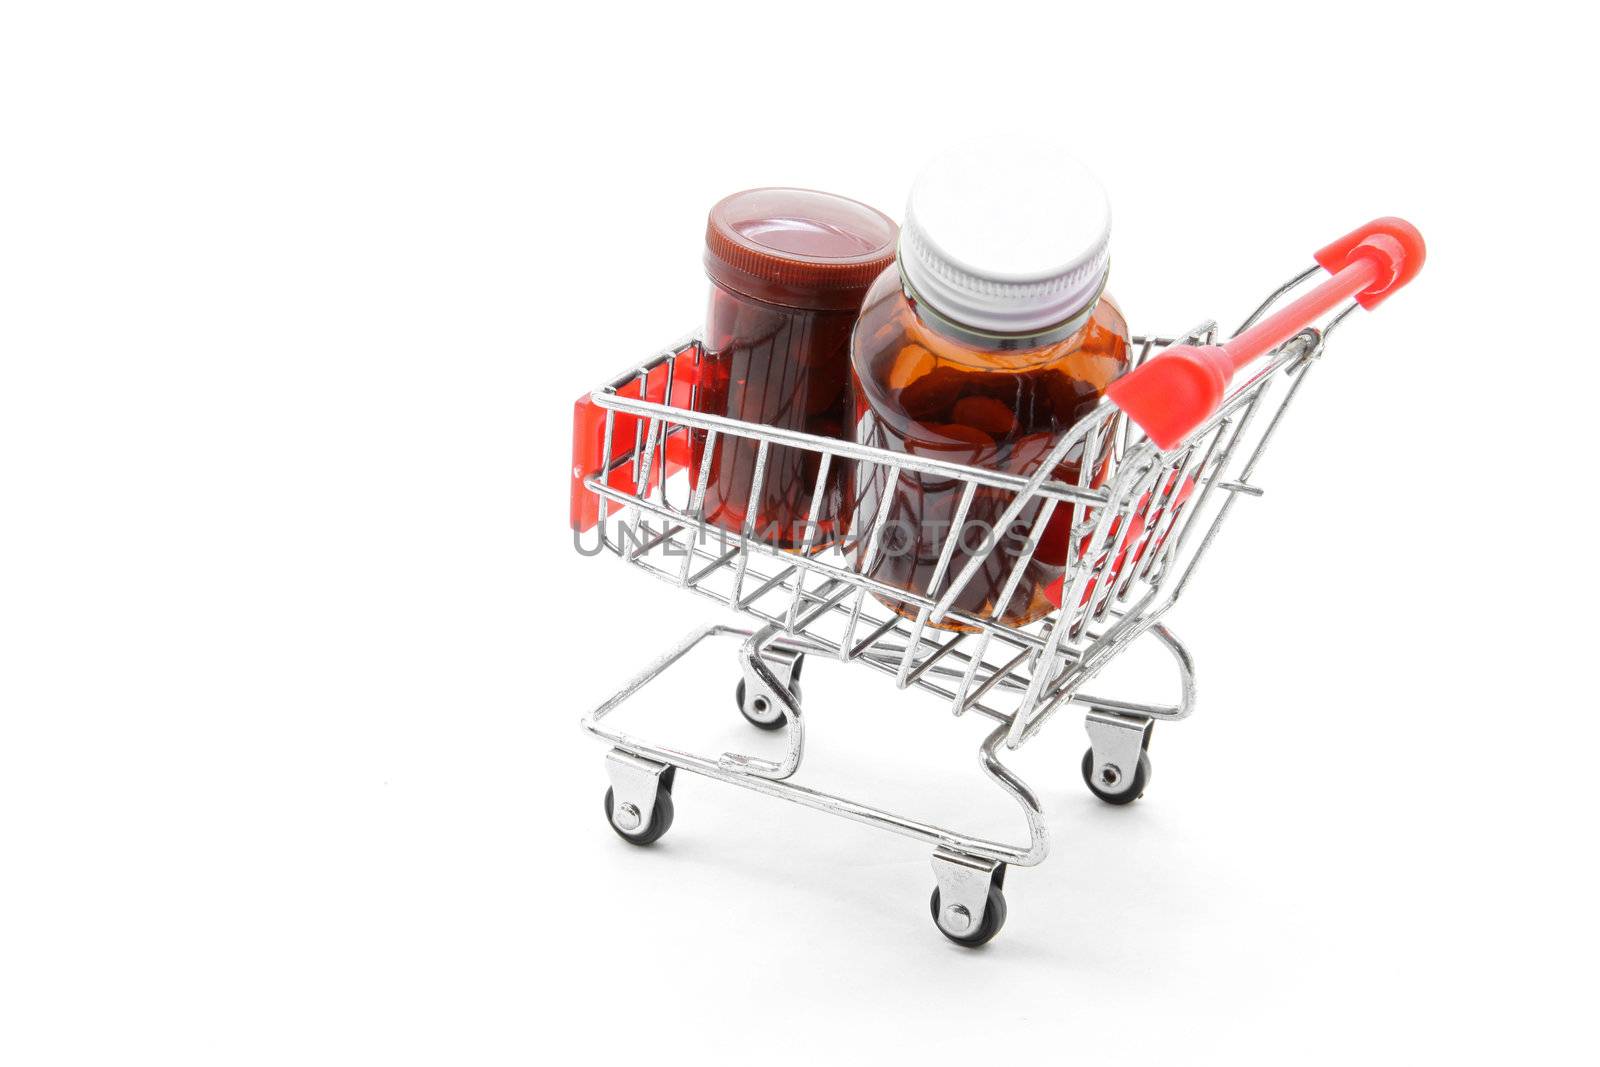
[930,884,1007,948]
[604,770,675,846]
[1081,748,1151,805]
[735,678,800,731]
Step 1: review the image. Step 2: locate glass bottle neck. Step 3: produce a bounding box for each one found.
[898,261,1107,353]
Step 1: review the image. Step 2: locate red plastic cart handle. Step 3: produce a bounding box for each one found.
[1106,217,1425,450]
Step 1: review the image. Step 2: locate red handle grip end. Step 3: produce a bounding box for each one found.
[1105,345,1232,451]
[1313,216,1425,310]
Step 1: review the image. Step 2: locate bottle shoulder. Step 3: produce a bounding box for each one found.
[851,272,1131,386]
[850,272,1132,452]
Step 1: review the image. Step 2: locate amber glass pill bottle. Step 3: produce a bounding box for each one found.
[847,147,1132,629]
[693,189,898,551]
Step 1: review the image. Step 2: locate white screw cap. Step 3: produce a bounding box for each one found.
[901,142,1112,336]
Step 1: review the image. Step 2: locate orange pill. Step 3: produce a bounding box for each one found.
[927,422,995,451]
[887,344,936,390]
[951,394,1018,437]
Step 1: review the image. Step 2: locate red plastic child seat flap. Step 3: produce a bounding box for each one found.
[1044,473,1196,610]
[570,348,699,532]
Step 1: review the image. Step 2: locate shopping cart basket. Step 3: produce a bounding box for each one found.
[567,217,1424,946]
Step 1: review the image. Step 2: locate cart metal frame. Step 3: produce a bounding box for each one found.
[573,263,1357,945]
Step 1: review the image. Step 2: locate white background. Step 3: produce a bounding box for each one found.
[2,2,1594,1063]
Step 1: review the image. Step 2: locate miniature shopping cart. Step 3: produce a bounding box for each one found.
[568,218,1423,946]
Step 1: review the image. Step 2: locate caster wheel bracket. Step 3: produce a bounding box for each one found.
[722,626,806,779]
[931,849,1006,945]
[1084,708,1153,800]
[605,749,671,835]
[737,645,803,730]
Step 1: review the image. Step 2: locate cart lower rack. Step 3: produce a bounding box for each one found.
[568,219,1422,946]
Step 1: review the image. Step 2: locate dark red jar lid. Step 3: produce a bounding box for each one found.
[704,188,899,312]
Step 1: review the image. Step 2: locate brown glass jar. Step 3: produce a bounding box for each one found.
[845,148,1131,630]
[692,189,897,551]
